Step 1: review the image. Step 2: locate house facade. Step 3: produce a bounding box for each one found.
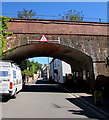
[49,59,72,83]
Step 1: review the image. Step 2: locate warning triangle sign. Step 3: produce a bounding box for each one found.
[40,35,48,42]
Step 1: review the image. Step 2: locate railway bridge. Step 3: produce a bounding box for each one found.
[2,19,109,89]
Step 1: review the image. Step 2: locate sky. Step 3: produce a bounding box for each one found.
[1,0,109,2]
[1,1,108,65]
[2,2,107,21]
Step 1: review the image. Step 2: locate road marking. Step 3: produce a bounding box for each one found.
[59,85,109,119]
[67,92,107,119]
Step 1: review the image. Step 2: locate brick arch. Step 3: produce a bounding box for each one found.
[3,42,91,67]
[3,42,95,90]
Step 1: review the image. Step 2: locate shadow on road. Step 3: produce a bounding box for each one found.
[67,97,100,119]
[22,79,69,93]
[66,96,109,119]
[35,79,55,84]
[1,97,10,103]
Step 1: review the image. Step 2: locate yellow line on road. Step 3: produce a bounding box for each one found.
[67,92,106,118]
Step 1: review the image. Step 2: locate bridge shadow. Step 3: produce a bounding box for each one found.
[35,79,55,84]
[22,78,90,93]
[22,79,69,93]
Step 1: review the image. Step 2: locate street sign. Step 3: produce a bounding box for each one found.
[27,36,60,44]
[40,35,48,42]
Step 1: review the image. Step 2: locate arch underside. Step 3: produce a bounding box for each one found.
[2,42,95,90]
[3,42,92,70]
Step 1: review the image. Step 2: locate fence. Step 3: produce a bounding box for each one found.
[2,13,107,23]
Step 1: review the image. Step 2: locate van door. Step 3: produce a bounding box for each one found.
[0,70,10,94]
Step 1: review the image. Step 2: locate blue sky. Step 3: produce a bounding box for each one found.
[2,2,108,65]
[2,2,107,22]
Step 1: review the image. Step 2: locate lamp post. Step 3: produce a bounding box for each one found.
[47,57,50,79]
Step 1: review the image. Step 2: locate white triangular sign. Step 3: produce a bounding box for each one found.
[40,35,48,42]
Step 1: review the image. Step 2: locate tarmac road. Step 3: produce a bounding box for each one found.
[1,78,109,119]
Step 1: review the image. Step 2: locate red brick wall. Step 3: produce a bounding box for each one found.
[6,19,108,36]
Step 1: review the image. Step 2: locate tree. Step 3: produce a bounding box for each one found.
[29,61,42,76]
[34,62,42,73]
[61,9,84,21]
[19,59,30,71]
[17,9,36,19]
[29,62,36,77]
[0,16,11,56]
[20,60,42,77]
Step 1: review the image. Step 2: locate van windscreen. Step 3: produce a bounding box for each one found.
[0,62,10,68]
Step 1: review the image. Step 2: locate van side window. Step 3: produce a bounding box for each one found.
[13,70,16,78]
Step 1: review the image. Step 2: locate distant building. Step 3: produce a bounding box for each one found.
[34,69,42,79]
[42,64,49,79]
[49,59,72,83]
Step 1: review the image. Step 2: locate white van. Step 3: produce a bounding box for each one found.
[0,61,23,98]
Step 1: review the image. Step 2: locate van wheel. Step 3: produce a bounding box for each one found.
[12,90,17,99]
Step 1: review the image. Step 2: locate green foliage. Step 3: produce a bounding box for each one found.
[20,60,42,77]
[34,62,42,73]
[29,62,35,76]
[20,59,30,71]
[0,16,12,56]
[22,70,31,76]
[17,9,36,19]
[61,9,84,21]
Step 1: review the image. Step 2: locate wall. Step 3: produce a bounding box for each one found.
[49,59,72,83]
[62,61,72,83]
[4,19,109,80]
[7,19,108,36]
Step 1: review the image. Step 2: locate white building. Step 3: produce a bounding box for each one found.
[42,64,49,79]
[34,69,42,79]
[49,59,72,83]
